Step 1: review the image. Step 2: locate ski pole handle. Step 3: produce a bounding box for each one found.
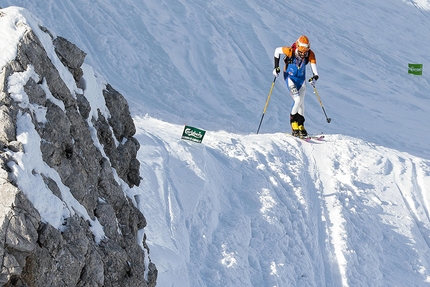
[308,77,316,87]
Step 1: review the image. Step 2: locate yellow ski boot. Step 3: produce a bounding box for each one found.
[298,125,308,138]
[291,122,300,137]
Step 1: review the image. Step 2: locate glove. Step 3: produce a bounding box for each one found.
[273,67,280,77]
[309,74,319,87]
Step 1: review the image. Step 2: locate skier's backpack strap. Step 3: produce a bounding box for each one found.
[283,42,310,67]
[284,42,310,66]
[284,55,294,65]
[284,43,296,65]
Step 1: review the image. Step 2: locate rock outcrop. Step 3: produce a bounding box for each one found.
[0,7,157,287]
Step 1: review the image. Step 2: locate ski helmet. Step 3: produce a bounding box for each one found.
[296,35,310,58]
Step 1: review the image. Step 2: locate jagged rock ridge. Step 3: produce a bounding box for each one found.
[0,7,157,287]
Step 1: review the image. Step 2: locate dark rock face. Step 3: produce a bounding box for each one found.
[0,13,157,287]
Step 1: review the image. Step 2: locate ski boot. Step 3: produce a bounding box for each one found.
[298,125,308,138]
[291,121,300,137]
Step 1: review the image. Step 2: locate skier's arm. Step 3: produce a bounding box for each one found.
[274,46,293,68]
[310,63,318,78]
[273,47,284,69]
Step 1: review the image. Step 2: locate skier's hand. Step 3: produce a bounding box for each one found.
[273,67,280,77]
[309,75,319,87]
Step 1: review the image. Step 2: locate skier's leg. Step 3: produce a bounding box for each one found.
[297,85,308,136]
[297,84,306,116]
[287,79,301,136]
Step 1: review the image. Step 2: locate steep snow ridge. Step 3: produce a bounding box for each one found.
[135,115,430,286]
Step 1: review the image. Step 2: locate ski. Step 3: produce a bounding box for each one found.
[286,134,325,142]
[308,135,325,141]
[286,133,312,142]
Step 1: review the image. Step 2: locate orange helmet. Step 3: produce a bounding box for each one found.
[296,35,310,57]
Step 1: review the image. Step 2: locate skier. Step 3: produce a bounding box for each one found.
[272,35,319,137]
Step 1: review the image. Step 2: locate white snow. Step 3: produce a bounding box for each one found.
[1,1,430,286]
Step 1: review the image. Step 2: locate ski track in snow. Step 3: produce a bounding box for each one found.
[304,135,430,286]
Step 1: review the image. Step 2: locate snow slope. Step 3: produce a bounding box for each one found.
[134,116,430,286]
[1,0,430,286]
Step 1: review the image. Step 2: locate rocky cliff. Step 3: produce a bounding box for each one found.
[0,7,157,286]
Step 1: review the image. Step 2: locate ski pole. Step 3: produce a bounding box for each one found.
[309,78,331,123]
[256,77,277,134]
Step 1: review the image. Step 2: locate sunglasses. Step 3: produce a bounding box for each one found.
[297,44,309,53]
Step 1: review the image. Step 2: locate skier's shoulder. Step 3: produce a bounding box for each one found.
[275,46,294,58]
[308,49,316,63]
[281,46,294,57]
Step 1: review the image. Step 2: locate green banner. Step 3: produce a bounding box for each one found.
[408,63,423,75]
[181,125,206,143]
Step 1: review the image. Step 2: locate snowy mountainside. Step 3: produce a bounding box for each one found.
[134,115,430,287]
[1,0,430,286]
